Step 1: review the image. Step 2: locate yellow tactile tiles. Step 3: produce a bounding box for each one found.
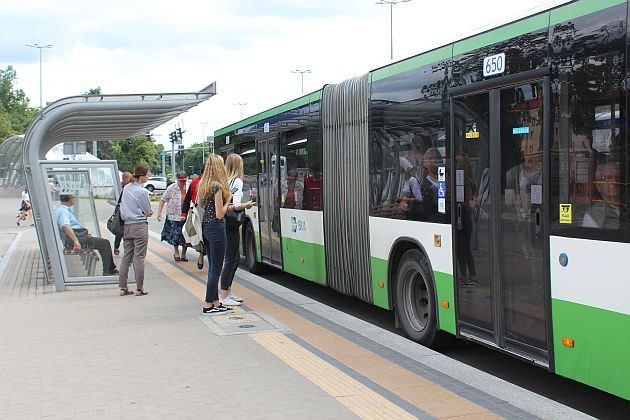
[146,241,502,419]
[252,331,416,420]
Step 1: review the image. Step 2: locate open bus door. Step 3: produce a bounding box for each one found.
[450,73,551,366]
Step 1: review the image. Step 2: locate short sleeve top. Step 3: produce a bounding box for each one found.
[202,183,223,223]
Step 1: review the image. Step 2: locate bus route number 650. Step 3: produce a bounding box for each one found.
[483,53,506,77]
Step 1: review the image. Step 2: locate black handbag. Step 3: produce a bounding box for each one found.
[107,192,124,236]
[225,179,245,228]
[225,208,245,228]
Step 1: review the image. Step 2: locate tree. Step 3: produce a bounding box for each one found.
[0,66,38,141]
[111,136,160,173]
[182,142,210,175]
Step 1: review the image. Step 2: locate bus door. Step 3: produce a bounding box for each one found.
[451,75,550,366]
[256,138,282,268]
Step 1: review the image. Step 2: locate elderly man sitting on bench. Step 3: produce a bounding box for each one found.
[55,194,118,276]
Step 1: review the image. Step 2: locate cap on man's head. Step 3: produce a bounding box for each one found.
[176,171,188,181]
[59,194,73,202]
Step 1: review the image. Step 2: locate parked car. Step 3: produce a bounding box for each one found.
[142,176,168,192]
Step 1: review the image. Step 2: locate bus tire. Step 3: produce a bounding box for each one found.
[395,248,441,348]
[245,222,262,274]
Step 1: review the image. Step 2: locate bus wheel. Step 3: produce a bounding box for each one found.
[245,223,262,274]
[395,249,439,347]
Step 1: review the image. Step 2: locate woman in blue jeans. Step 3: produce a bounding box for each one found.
[196,154,232,314]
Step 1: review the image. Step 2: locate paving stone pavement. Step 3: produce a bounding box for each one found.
[0,193,594,419]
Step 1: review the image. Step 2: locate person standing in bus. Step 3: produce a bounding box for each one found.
[197,154,232,314]
[582,160,622,229]
[399,157,423,220]
[220,154,254,306]
[420,147,444,222]
[455,153,477,285]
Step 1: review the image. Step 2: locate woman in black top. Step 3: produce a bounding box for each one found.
[196,154,232,314]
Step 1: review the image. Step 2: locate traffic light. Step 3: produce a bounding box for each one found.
[176,128,183,141]
[169,131,177,143]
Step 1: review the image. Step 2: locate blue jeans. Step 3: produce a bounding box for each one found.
[202,220,226,303]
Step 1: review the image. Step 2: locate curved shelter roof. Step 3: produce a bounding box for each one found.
[0,135,26,188]
[23,84,216,290]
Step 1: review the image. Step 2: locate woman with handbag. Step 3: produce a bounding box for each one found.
[220,154,253,306]
[197,154,232,314]
[157,171,189,262]
[118,163,153,296]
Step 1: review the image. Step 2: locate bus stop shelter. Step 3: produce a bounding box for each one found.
[22,85,216,291]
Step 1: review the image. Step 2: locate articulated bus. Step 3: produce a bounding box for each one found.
[214,0,629,400]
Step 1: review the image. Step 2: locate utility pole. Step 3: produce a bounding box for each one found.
[291,69,312,94]
[375,0,411,60]
[234,103,247,119]
[25,43,53,108]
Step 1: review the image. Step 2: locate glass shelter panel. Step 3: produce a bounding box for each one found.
[40,161,123,285]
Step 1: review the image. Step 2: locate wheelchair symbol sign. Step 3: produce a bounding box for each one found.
[437,181,446,198]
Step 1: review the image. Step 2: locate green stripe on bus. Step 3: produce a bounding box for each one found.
[434,271,456,335]
[370,257,390,309]
[552,298,630,400]
[549,0,626,26]
[452,13,549,56]
[371,46,453,82]
[214,90,323,137]
[282,237,327,286]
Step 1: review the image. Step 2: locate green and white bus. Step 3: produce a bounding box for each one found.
[215,0,629,400]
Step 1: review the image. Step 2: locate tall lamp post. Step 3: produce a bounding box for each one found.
[26,43,53,109]
[291,69,312,94]
[375,0,410,60]
[234,102,247,119]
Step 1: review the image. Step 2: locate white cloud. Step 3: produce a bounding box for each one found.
[2,0,566,147]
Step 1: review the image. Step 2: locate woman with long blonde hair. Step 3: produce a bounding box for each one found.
[220,153,253,306]
[197,154,232,314]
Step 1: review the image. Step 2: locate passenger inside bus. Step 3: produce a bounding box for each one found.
[282,157,304,209]
[582,159,621,229]
[399,157,423,220]
[304,163,322,210]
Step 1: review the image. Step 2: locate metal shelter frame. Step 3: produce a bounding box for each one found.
[22,84,216,291]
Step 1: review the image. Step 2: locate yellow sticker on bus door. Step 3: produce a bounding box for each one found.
[559,204,572,224]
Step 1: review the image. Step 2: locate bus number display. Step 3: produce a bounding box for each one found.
[483,53,505,77]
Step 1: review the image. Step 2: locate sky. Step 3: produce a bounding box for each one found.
[1,0,567,149]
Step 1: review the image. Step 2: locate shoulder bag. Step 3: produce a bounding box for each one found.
[183,203,204,252]
[225,179,245,228]
[107,191,124,236]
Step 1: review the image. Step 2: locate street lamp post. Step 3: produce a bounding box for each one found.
[26,43,53,109]
[291,69,312,94]
[375,0,411,60]
[234,103,247,119]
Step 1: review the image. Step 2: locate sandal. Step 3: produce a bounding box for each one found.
[180,257,189,262]
[197,254,204,270]
[120,288,133,296]
[135,289,148,296]
[174,255,181,262]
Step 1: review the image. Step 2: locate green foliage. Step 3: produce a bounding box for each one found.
[110,136,160,172]
[0,66,38,141]
[182,142,211,175]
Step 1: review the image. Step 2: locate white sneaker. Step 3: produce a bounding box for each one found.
[221,297,242,306]
[228,293,243,302]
